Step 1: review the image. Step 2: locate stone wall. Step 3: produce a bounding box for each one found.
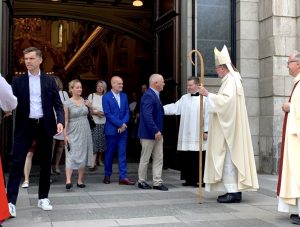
[236,0,260,170]
[181,0,300,174]
[258,0,298,173]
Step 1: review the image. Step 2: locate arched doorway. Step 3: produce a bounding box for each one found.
[8,0,182,169]
[12,1,155,164]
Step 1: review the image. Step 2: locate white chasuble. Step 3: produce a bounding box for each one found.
[204,73,259,192]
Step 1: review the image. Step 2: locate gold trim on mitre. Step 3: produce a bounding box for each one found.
[214,45,241,81]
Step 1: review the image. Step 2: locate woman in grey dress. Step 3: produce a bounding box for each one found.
[64,79,93,189]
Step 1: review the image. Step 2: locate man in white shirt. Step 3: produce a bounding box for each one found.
[6,47,64,217]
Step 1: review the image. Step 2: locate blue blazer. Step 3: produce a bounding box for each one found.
[12,72,64,138]
[102,90,130,135]
[138,88,164,140]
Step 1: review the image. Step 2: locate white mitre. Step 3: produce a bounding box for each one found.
[214,45,241,80]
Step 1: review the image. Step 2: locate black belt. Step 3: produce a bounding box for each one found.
[29,117,44,124]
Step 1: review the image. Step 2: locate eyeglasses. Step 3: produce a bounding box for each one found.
[287,60,299,65]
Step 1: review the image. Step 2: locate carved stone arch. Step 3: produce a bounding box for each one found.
[14,2,153,43]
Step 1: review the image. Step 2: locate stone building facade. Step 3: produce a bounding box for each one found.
[0,0,299,174]
[182,0,300,174]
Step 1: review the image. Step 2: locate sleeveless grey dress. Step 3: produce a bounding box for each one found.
[65,99,93,169]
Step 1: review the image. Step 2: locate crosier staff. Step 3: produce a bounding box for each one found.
[188,50,204,204]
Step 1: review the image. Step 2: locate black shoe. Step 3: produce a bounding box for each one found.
[292,216,300,225]
[182,182,198,187]
[291,214,299,221]
[89,166,97,172]
[77,183,86,188]
[217,192,241,203]
[235,192,242,200]
[153,184,168,191]
[66,183,73,190]
[103,176,110,184]
[138,181,152,189]
[217,193,228,199]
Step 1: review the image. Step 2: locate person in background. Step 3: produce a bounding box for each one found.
[127,91,139,161]
[164,76,208,187]
[64,79,93,190]
[199,45,259,203]
[7,46,64,216]
[102,76,135,185]
[88,80,107,170]
[129,84,148,161]
[52,76,69,174]
[137,74,168,191]
[20,141,36,188]
[0,74,17,225]
[134,84,148,118]
[277,51,300,225]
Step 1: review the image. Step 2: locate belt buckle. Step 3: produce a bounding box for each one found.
[31,118,40,124]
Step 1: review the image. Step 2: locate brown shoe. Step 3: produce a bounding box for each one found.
[119,178,135,185]
[103,176,110,184]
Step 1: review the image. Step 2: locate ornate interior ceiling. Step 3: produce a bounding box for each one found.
[14,0,154,43]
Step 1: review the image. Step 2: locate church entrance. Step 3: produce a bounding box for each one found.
[2,0,182,170]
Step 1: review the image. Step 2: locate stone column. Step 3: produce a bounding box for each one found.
[181,0,194,94]
[236,0,260,169]
[258,0,297,173]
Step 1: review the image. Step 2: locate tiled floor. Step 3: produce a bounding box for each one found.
[2,164,295,227]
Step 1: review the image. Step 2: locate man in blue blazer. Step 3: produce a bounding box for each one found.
[6,47,64,217]
[137,74,168,191]
[102,76,135,185]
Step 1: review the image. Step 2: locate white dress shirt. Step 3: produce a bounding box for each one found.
[28,70,43,118]
[112,90,120,108]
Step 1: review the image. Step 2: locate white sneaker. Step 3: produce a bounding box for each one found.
[37,198,53,211]
[8,203,16,218]
[21,181,29,188]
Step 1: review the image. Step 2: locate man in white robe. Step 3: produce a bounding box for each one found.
[164,77,208,187]
[277,51,300,225]
[0,74,17,112]
[198,45,259,203]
